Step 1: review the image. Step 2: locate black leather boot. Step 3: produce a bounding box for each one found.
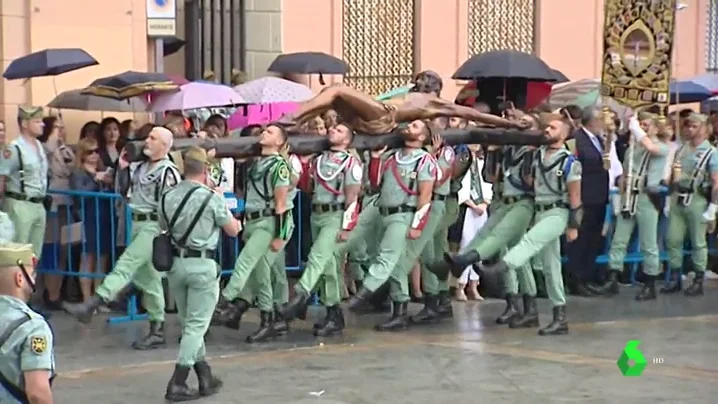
[409,294,440,325]
[660,270,682,294]
[425,260,451,281]
[374,301,410,332]
[600,270,620,297]
[245,311,278,343]
[538,305,568,336]
[635,276,657,301]
[282,289,311,321]
[444,251,482,278]
[224,299,251,330]
[495,294,521,325]
[313,308,330,330]
[272,305,289,335]
[684,272,704,297]
[436,290,453,318]
[165,364,200,402]
[509,295,539,328]
[62,294,105,325]
[347,287,373,312]
[193,360,222,397]
[314,305,345,337]
[132,321,166,350]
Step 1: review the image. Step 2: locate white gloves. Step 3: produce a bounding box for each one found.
[702,203,718,222]
[629,116,647,142]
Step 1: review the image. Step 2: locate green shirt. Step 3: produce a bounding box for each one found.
[623,139,670,190]
[377,148,437,208]
[501,146,532,197]
[0,212,15,242]
[244,154,291,213]
[128,158,181,214]
[159,180,232,251]
[433,145,455,196]
[0,137,49,198]
[675,140,718,190]
[311,150,363,205]
[533,147,582,204]
[0,295,55,403]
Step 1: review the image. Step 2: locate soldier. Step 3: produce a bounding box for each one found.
[0,107,49,260]
[63,127,181,350]
[483,116,582,335]
[347,119,438,330]
[0,242,55,403]
[282,123,362,337]
[160,147,241,402]
[602,112,670,301]
[0,212,15,243]
[213,124,294,343]
[663,113,718,296]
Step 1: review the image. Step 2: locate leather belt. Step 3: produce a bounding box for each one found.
[132,212,158,222]
[378,205,416,216]
[172,247,216,259]
[4,192,44,204]
[246,208,275,221]
[534,202,566,212]
[432,194,448,201]
[311,204,343,213]
[502,195,530,205]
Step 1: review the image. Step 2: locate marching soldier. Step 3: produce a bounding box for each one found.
[602,112,670,301]
[63,127,181,350]
[664,113,718,296]
[484,116,582,335]
[348,119,438,330]
[213,124,294,343]
[0,242,55,404]
[0,107,49,260]
[283,123,362,337]
[160,147,241,402]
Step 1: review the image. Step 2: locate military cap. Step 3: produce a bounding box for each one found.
[184,146,209,164]
[0,243,34,268]
[17,106,43,120]
[686,113,708,123]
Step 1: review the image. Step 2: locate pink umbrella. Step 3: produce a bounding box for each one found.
[227,102,299,130]
[147,81,246,112]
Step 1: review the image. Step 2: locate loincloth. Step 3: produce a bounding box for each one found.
[349,103,398,135]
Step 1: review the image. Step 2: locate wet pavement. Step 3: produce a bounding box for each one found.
[51,283,718,403]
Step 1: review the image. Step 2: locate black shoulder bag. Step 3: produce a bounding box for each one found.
[152,187,212,272]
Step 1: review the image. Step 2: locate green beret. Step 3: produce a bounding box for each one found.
[17,106,43,120]
[0,243,34,268]
[686,113,708,124]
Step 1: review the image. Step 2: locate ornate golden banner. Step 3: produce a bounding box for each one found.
[600,0,677,109]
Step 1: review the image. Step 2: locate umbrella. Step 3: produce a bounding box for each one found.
[82,71,178,100]
[548,79,601,108]
[452,50,557,81]
[686,73,718,93]
[3,48,98,80]
[551,69,569,83]
[376,84,413,101]
[670,80,713,104]
[268,52,349,75]
[147,81,245,112]
[233,77,313,104]
[47,89,147,112]
[163,37,186,57]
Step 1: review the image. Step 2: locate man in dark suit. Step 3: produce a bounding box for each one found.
[566,107,609,296]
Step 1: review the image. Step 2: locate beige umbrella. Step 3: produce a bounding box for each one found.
[47,89,147,112]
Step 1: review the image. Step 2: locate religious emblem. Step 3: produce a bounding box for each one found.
[30,336,47,355]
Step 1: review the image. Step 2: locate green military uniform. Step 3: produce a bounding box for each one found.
[218,153,294,343]
[606,130,669,300]
[498,146,581,335]
[0,212,15,243]
[346,151,381,283]
[0,243,55,403]
[665,118,718,296]
[0,107,48,260]
[63,155,181,350]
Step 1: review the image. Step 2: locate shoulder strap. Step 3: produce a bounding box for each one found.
[687,148,714,189]
[176,190,215,246]
[0,314,32,404]
[14,145,25,194]
[161,186,203,232]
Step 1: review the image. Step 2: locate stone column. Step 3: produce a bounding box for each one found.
[244,0,282,80]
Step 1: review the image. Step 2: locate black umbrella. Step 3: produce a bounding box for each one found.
[3,48,98,80]
[82,71,178,100]
[163,37,187,57]
[551,69,569,83]
[268,52,348,85]
[452,50,557,81]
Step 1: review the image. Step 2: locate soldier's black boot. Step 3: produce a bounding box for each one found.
[509,295,539,328]
[245,311,278,343]
[223,298,251,330]
[660,270,682,294]
[282,289,311,321]
[347,287,373,312]
[436,290,453,319]
[62,294,105,325]
[635,276,657,301]
[444,251,482,278]
[374,301,410,332]
[538,305,568,336]
[272,304,289,335]
[495,294,522,325]
[409,294,440,325]
[193,360,222,397]
[313,308,331,331]
[600,270,620,297]
[314,305,345,337]
[684,272,705,297]
[426,260,451,281]
[132,321,166,350]
[165,364,200,402]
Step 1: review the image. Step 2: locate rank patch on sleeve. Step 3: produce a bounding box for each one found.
[30,335,47,355]
[277,165,290,181]
[2,148,11,159]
